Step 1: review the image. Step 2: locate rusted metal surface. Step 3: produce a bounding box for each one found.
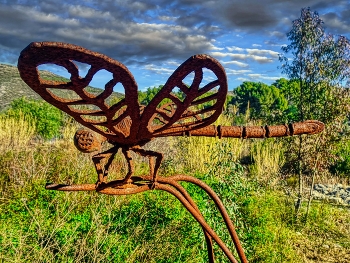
[18,42,325,263]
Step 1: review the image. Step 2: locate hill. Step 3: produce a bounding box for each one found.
[0,63,124,111]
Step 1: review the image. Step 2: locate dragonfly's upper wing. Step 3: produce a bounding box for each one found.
[18,42,140,144]
[138,54,228,139]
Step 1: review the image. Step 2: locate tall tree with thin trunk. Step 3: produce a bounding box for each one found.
[280,8,350,217]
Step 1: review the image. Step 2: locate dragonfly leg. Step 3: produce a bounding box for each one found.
[121,147,134,183]
[132,146,163,183]
[92,146,119,185]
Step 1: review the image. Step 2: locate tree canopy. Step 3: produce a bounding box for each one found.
[230,81,288,123]
[279,7,350,123]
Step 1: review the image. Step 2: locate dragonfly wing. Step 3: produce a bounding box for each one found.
[138,54,227,139]
[18,42,140,143]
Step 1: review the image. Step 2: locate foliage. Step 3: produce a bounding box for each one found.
[1,136,348,262]
[330,138,350,177]
[279,7,350,123]
[0,109,349,262]
[138,86,165,105]
[272,78,300,122]
[4,97,64,139]
[230,81,288,123]
[138,85,216,111]
[279,7,350,215]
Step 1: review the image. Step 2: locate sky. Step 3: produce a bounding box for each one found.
[0,0,350,93]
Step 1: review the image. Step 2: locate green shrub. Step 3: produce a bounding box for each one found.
[330,139,350,178]
[5,97,64,139]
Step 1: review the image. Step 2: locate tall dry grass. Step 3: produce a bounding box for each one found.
[249,138,286,187]
[0,113,35,152]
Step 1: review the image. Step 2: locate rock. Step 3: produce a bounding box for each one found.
[307,183,350,206]
[322,244,330,249]
[329,197,342,204]
[334,243,342,248]
[345,197,350,205]
[314,184,327,193]
[330,190,338,197]
[339,190,348,199]
[312,191,325,200]
[335,183,343,189]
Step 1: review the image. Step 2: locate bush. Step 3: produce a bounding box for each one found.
[330,139,350,179]
[5,97,64,139]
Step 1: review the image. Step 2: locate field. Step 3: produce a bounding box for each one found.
[0,112,349,263]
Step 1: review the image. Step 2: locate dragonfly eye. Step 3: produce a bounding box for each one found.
[74,128,106,153]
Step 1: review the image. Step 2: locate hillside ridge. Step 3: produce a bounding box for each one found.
[0,63,123,110]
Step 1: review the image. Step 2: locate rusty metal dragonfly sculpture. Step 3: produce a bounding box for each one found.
[18,42,324,263]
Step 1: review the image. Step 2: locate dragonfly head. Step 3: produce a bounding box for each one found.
[74,128,106,153]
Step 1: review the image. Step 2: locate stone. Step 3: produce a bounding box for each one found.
[335,183,343,189]
[322,244,330,249]
[345,197,350,205]
[312,191,325,200]
[334,243,342,248]
[329,197,342,204]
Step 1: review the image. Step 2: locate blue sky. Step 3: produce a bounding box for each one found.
[1,0,349,93]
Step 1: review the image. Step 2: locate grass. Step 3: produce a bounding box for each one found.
[0,113,349,262]
[249,138,286,187]
[0,113,35,151]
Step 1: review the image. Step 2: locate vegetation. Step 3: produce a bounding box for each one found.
[0,110,349,262]
[230,81,288,123]
[4,98,65,139]
[279,7,350,216]
[1,7,350,263]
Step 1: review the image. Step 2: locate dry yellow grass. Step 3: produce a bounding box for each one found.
[0,113,35,151]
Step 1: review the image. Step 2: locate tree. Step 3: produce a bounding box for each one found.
[230,81,288,123]
[272,78,300,122]
[138,86,163,105]
[280,8,350,123]
[279,7,350,216]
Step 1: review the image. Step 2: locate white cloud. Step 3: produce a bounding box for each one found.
[247,55,274,64]
[246,48,279,58]
[325,16,350,32]
[209,45,225,51]
[228,53,275,64]
[264,40,285,47]
[247,73,280,81]
[209,51,229,58]
[158,16,177,22]
[229,53,248,60]
[222,61,249,67]
[269,30,285,38]
[236,77,249,82]
[144,64,176,75]
[15,5,80,26]
[227,46,244,52]
[226,69,252,75]
[68,5,113,19]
